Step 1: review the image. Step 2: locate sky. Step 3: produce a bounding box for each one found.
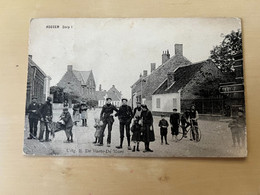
[29,18,241,99]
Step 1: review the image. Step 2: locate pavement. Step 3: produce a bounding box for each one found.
[23,108,247,157]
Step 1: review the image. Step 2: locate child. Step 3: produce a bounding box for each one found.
[93,118,103,145]
[60,108,74,143]
[170,108,180,141]
[158,114,169,145]
[80,102,88,127]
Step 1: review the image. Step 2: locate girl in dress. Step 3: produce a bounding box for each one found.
[80,102,88,127]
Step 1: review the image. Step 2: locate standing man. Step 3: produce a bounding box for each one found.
[190,105,199,142]
[99,98,118,147]
[27,96,40,139]
[116,98,133,150]
[170,108,180,141]
[39,96,53,142]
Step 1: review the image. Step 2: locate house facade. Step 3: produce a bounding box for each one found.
[96,85,122,107]
[152,60,233,115]
[57,65,96,101]
[131,44,191,109]
[26,55,51,107]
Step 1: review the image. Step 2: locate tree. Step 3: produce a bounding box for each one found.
[50,86,64,103]
[210,30,242,72]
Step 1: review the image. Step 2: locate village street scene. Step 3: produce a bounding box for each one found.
[24,18,246,157]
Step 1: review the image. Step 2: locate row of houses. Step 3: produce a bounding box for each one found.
[131,44,243,116]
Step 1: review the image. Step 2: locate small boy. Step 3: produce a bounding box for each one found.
[93,118,104,146]
[158,114,169,145]
[60,108,74,143]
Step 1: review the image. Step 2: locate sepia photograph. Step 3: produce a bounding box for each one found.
[23,18,246,157]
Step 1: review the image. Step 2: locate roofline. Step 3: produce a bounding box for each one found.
[29,58,47,77]
[152,78,167,95]
[173,59,208,73]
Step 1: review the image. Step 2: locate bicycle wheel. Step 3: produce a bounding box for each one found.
[176,126,184,141]
[196,127,201,142]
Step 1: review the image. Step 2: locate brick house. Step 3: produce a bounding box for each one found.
[26,55,51,107]
[57,65,96,101]
[131,44,191,109]
[96,84,122,107]
[152,60,233,115]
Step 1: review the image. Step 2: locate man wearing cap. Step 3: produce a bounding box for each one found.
[39,96,53,142]
[116,98,133,150]
[99,98,119,147]
[27,96,40,139]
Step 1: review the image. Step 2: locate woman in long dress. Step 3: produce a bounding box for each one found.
[80,102,88,127]
[72,103,80,126]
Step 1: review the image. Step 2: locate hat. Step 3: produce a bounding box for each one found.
[32,96,37,100]
[161,114,165,117]
[122,98,128,102]
[173,108,177,111]
[47,96,52,101]
[106,97,112,101]
[136,101,141,104]
[63,108,68,111]
[81,101,86,105]
[141,104,147,109]
[238,109,244,113]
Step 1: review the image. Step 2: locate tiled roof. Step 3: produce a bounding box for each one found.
[73,70,91,85]
[153,61,205,95]
[141,54,191,99]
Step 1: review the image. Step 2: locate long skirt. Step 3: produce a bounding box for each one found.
[73,111,80,122]
[81,111,88,120]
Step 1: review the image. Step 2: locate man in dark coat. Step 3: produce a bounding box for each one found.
[39,96,53,142]
[141,104,155,152]
[60,108,74,143]
[27,96,40,139]
[170,108,180,141]
[99,98,119,147]
[116,98,133,150]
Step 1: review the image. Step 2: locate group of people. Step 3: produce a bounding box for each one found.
[27,96,201,152]
[27,96,53,142]
[93,98,155,152]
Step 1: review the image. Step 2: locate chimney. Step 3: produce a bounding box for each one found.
[143,70,148,77]
[162,50,170,64]
[28,55,32,59]
[167,72,175,87]
[175,44,183,56]
[139,73,142,78]
[99,84,102,91]
[67,65,73,72]
[151,63,156,73]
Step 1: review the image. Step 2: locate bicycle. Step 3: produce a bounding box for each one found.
[175,119,201,142]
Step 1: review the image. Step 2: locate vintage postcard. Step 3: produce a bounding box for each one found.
[23,18,246,157]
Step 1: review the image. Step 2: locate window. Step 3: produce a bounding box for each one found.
[173,98,177,109]
[156,98,160,108]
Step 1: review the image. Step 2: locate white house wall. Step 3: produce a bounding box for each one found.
[152,93,181,112]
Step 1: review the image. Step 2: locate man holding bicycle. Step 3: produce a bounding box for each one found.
[190,105,199,142]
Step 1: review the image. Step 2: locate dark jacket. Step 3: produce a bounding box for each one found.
[117,105,133,122]
[141,110,153,125]
[27,103,40,119]
[159,119,169,129]
[39,101,53,120]
[170,113,180,126]
[61,112,73,129]
[100,104,118,120]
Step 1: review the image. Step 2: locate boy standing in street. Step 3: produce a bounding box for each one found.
[158,114,169,145]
